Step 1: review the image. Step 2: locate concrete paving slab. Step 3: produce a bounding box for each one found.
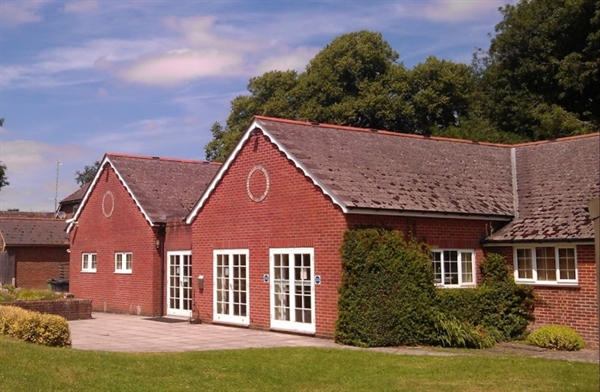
[67,313,599,364]
[68,312,342,353]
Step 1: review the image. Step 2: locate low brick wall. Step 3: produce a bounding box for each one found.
[0,299,92,320]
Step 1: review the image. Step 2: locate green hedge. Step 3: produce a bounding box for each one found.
[437,254,534,341]
[335,228,437,347]
[0,306,71,347]
[336,228,535,348]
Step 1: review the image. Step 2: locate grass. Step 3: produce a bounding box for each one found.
[0,337,598,392]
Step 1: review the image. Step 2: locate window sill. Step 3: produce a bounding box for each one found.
[114,271,132,275]
[81,270,96,273]
[435,284,476,289]
[516,281,579,288]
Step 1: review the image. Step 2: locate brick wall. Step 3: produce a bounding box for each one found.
[1,299,92,320]
[190,132,501,338]
[69,166,163,316]
[191,132,348,337]
[347,215,494,285]
[165,219,192,251]
[13,246,69,289]
[488,244,598,347]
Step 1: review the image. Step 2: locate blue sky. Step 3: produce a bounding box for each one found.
[0,0,511,212]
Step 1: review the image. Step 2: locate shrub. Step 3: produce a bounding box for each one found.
[16,289,63,301]
[437,254,535,341]
[526,325,584,351]
[430,312,500,349]
[0,306,70,347]
[335,228,437,347]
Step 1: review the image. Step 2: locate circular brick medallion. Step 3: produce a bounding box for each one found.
[102,190,115,218]
[247,165,269,202]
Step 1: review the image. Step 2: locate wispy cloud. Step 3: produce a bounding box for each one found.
[0,0,48,27]
[410,0,507,23]
[0,140,91,211]
[63,0,98,14]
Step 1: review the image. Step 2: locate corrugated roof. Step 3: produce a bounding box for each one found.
[107,154,221,223]
[487,134,600,242]
[255,117,515,217]
[0,218,69,246]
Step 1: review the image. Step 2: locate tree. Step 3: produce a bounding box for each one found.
[75,161,101,186]
[0,118,8,190]
[205,31,483,160]
[407,56,477,135]
[477,0,599,139]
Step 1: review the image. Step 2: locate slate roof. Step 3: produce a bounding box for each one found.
[0,218,69,246]
[487,134,600,242]
[102,154,220,223]
[254,117,515,217]
[60,183,90,204]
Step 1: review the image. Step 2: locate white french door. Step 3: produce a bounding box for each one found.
[167,251,192,317]
[270,248,315,334]
[213,250,249,325]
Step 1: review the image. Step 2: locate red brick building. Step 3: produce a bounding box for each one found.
[0,212,69,289]
[68,117,599,346]
[66,153,220,316]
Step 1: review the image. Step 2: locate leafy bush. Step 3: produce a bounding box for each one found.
[335,228,536,349]
[16,289,63,301]
[0,306,70,347]
[430,312,500,349]
[437,254,535,341]
[335,228,437,347]
[526,325,584,351]
[0,286,63,302]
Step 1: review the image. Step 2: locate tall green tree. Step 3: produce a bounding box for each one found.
[75,161,101,186]
[0,118,8,190]
[205,31,480,161]
[478,0,599,139]
[205,70,298,162]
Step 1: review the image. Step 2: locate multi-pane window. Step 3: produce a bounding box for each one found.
[115,252,132,273]
[270,248,315,333]
[214,250,249,325]
[514,246,577,284]
[432,250,475,287]
[81,253,97,272]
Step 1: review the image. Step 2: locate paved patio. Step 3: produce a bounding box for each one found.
[68,312,343,352]
[68,313,599,363]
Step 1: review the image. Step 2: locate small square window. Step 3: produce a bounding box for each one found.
[81,253,97,273]
[115,252,132,274]
[432,249,475,287]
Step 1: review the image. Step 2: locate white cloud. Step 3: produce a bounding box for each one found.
[64,0,98,13]
[0,0,48,27]
[413,0,506,23]
[255,46,318,74]
[1,38,171,88]
[84,116,209,156]
[121,49,244,85]
[0,140,92,211]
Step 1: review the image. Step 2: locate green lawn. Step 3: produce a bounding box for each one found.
[0,338,597,392]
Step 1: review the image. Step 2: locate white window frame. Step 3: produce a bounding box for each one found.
[213,249,250,326]
[114,252,132,274]
[81,252,97,273]
[513,245,578,285]
[269,247,315,334]
[432,249,476,288]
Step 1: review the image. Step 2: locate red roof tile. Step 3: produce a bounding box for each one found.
[106,154,221,223]
[487,134,600,242]
[255,117,515,217]
[0,218,69,246]
[60,182,90,204]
